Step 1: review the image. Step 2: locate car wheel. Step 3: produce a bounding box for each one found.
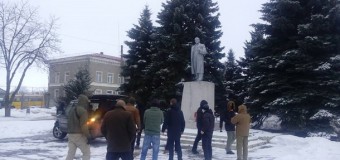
[53,124,67,139]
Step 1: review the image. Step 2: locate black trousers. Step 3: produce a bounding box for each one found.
[136,129,142,147]
[106,152,130,160]
[129,136,136,159]
[168,133,182,160]
[202,133,213,160]
[192,128,202,152]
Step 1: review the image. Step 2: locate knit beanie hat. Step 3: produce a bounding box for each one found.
[151,99,160,107]
[200,100,208,108]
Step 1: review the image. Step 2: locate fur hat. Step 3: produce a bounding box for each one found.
[238,104,248,113]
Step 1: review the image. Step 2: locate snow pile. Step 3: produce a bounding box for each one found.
[251,135,340,160]
[0,106,55,120]
[314,62,331,71]
[310,109,333,120]
[261,115,282,130]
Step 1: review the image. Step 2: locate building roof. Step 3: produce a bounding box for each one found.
[48,52,122,64]
[0,88,5,93]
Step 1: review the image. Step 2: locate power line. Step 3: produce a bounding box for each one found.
[60,34,122,47]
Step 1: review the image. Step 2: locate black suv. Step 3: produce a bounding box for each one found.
[52,94,127,139]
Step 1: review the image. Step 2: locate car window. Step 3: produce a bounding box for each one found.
[65,100,77,116]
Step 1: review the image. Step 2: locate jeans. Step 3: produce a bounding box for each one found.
[140,134,160,160]
[226,131,236,152]
[106,152,130,160]
[192,128,202,152]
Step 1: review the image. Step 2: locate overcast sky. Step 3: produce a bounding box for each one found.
[0,0,267,89]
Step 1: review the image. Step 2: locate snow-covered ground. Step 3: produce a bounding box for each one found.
[0,107,340,160]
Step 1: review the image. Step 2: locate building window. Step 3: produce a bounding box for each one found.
[95,89,102,94]
[118,74,124,84]
[64,72,70,83]
[96,71,102,83]
[54,89,59,99]
[107,73,113,84]
[106,90,113,94]
[115,91,122,95]
[55,72,60,83]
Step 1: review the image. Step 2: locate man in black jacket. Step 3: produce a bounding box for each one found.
[201,104,215,160]
[162,98,185,160]
[191,100,208,154]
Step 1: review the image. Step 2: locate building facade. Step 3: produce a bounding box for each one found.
[48,52,123,106]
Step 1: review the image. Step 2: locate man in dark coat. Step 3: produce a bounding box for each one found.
[162,98,185,160]
[191,100,208,154]
[135,101,146,148]
[201,104,215,160]
[124,97,141,159]
[224,100,236,154]
[101,100,136,160]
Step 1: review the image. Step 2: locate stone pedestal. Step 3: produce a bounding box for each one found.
[181,81,214,128]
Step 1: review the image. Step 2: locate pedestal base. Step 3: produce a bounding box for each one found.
[181,81,215,128]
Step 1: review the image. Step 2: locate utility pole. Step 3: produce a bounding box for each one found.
[120,45,123,67]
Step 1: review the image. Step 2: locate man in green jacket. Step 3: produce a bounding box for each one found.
[66,94,91,160]
[140,99,164,160]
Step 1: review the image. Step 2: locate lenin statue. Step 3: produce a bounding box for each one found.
[191,37,207,81]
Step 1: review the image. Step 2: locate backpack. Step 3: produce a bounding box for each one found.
[65,105,80,119]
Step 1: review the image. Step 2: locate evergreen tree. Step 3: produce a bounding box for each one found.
[150,0,225,101]
[120,6,156,105]
[57,66,92,105]
[223,49,243,104]
[245,0,340,133]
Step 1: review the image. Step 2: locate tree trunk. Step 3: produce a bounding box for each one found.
[5,105,11,117]
[5,69,12,117]
[4,93,12,117]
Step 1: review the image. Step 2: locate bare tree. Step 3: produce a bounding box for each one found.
[0,1,60,116]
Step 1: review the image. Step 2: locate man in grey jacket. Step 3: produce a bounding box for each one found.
[66,94,91,160]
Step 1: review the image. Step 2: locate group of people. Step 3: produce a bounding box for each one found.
[190,99,251,160]
[64,95,138,160]
[217,100,251,160]
[64,94,251,160]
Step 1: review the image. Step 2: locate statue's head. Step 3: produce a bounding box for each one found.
[194,37,200,44]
